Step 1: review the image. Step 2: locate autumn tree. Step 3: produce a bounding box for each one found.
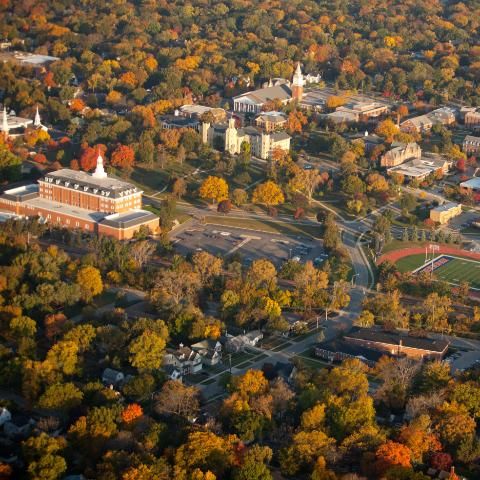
[192,251,223,286]
[111,144,135,170]
[252,181,284,206]
[287,110,308,134]
[424,293,452,332]
[122,403,143,423]
[76,265,103,301]
[199,176,229,203]
[129,331,166,371]
[155,380,199,418]
[79,144,107,172]
[22,433,67,480]
[37,382,83,412]
[375,441,412,475]
[376,119,399,143]
[294,261,329,314]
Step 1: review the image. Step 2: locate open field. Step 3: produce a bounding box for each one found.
[396,254,480,289]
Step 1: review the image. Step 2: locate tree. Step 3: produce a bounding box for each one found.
[172,178,187,198]
[79,144,106,172]
[0,144,22,182]
[376,119,399,142]
[290,167,324,202]
[46,341,79,376]
[76,265,103,301]
[37,382,83,412]
[22,433,67,480]
[218,199,233,214]
[138,132,154,164]
[341,175,365,197]
[233,445,272,480]
[232,188,248,206]
[293,261,329,314]
[398,416,441,463]
[375,441,412,474]
[129,331,166,371]
[434,401,476,449]
[323,214,340,251]
[287,110,307,134]
[252,181,284,206]
[130,240,156,269]
[10,315,37,338]
[424,293,452,331]
[111,144,135,170]
[199,176,229,203]
[192,251,223,286]
[122,403,143,423]
[354,310,375,327]
[155,380,199,418]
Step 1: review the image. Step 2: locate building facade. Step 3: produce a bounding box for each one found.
[430,202,462,224]
[255,111,287,132]
[0,155,159,240]
[463,135,480,155]
[465,110,480,128]
[380,142,422,168]
[202,118,290,160]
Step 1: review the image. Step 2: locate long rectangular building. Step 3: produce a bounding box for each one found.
[0,155,159,240]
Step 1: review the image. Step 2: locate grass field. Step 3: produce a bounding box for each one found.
[396,254,480,289]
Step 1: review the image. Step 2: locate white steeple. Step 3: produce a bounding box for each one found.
[1,107,9,134]
[92,151,107,179]
[34,105,41,127]
[292,62,304,87]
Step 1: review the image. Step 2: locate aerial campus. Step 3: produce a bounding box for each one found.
[0,1,480,479]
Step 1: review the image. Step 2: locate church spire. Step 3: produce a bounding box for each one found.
[1,107,9,135]
[92,149,107,179]
[291,63,304,102]
[34,105,41,127]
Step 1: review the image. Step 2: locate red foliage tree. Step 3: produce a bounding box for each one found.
[79,144,107,172]
[44,313,67,341]
[33,153,48,164]
[70,159,80,170]
[456,158,466,172]
[122,403,143,423]
[431,452,453,472]
[110,144,135,170]
[217,199,232,214]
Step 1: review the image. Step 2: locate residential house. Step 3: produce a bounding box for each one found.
[163,345,203,375]
[164,365,183,382]
[380,142,422,168]
[255,111,288,132]
[460,177,480,195]
[262,361,297,384]
[430,202,462,224]
[202,118,290,160]
[102,368,125,387]
[463,135,480,155]
[191,339,223,366]
[0,408,11,427]
[225,330,263,353]
[2,415,35,439]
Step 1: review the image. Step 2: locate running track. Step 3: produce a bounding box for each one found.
[378,246,480,265]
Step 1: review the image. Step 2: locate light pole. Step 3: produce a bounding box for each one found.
[429,244,439,276]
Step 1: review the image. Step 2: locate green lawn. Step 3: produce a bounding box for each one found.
[396,254,480,289]
[204,215,322,238]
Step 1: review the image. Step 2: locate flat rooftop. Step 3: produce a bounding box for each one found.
[0,51,59,66]
[43,169,140,199]
[102,209,157,229]
[2,184,39,202]
[345,327,449,353]
[460,177,480,190]
[432,202,460,212]
[23,196,106,222]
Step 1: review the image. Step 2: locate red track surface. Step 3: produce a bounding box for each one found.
[378,246,480,265]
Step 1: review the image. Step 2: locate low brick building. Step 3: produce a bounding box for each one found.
[430,202,462,225]
[0,154,159,239]
[343,327,449,361]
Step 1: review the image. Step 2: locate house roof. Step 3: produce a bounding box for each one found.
[271,131,291,142]
[345,327,449,353]
[460,177,480,189]
[102,368,123,383]
[464,135,480,144]
[234,84,292,105]
[44,169,140,199]
[316,338,388,363]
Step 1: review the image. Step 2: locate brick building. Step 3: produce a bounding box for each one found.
[0,154,159,240]
[343,327,449,360]
[380,142,422,168]
[429,202,462,225]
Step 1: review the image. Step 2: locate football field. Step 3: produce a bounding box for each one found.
[396,254,480,290]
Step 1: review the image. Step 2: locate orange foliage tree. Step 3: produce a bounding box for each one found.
[69,98,86,113]
[79,143,107,171]
[375,441,412,474]
[33,153,48,164]
[122,403,143,423]
[111,144,135,170]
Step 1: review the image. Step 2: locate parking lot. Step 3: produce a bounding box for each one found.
[171,224,326,268]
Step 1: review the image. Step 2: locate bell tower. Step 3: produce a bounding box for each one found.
[292,62,304,102]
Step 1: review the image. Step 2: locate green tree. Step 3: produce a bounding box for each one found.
[0,144,22,182]
[37,382,83,412]
[22,433,67,480]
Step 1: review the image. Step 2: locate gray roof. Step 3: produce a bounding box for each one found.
[44,169,140,199]
[234,84,292,105]
[100,210,157,229]
[271,131,291,142]
[432,202,460,213]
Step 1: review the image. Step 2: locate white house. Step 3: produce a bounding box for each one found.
[163,345,203,375]
[191,339,223,366]
[0,407,11,427]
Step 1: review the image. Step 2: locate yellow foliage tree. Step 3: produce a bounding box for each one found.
[252,181,284,206]
[199,176,229,203]
[375,119,399,142]
[76,265,103,301]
